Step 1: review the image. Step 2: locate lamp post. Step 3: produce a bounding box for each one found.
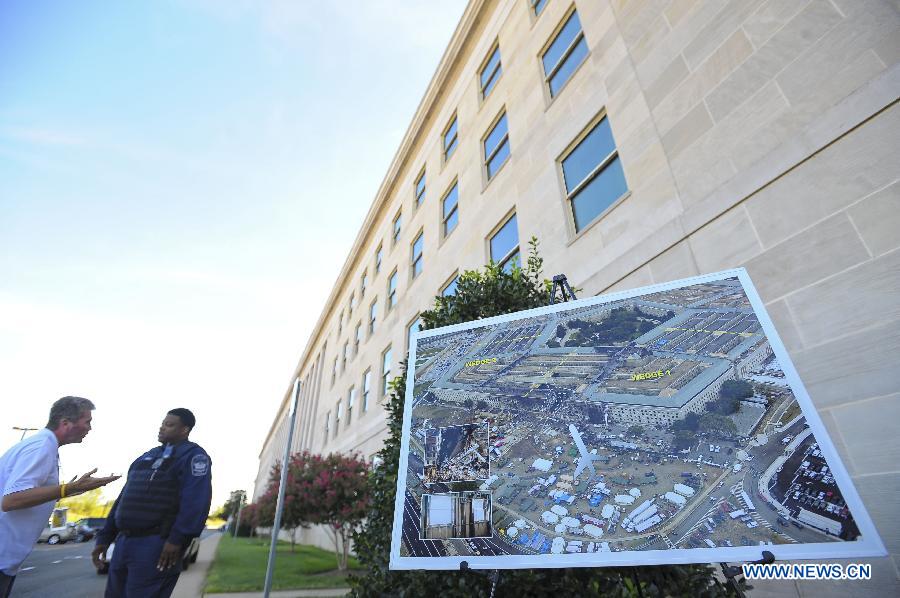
[263,378,301,598]
[233,490,246,538]
[12,426,38,441]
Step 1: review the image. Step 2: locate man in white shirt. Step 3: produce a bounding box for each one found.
[0,396,120,597]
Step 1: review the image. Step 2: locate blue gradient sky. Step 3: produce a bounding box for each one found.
[0,0,467,506]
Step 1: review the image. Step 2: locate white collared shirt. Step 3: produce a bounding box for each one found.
[0,428,60,575]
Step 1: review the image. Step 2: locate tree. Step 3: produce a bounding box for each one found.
[239,502,260,539]
[58,488,113,520]
[672,412,701,432]
[286,450,369,570]
[627,425,645,437]
[255,451,368,566]
[213,489,247,525]
[699,413,738,439]
[349,238,730,597]
[705,396,740,416]
[255,460,306,552]
[719,380,752,402]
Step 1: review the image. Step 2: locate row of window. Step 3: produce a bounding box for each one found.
[327,2,628,409]
[331,202,523,384]
[324,347,393,441]
[437,4,587,168]
[331,118,626,387]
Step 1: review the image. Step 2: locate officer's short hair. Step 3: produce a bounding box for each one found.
[46,396,95,430]
[168,408,196,431]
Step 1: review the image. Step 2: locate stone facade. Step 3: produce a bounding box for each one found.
[255,1,900,592]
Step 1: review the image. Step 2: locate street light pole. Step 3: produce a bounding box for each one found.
[263,378,301,598]
[232,490,246,539]
[12,426,38,441]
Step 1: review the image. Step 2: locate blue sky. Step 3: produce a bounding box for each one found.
[0,0,467,506]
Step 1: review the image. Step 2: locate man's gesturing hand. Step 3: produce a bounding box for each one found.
[91,545,109,571]
[68,469,121,497]
[157,541,182,571]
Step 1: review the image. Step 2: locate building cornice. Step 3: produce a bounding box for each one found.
[260,0,490,453]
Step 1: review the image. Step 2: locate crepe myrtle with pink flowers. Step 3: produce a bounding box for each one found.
[256,451,369,570]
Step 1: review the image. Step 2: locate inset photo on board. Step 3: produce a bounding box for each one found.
[420,492,493,540]
[423,422,489,484]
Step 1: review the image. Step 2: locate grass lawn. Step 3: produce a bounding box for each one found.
[780,400,801,426]
[205,535,363,593]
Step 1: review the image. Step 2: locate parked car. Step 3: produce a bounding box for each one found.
[38,522,78,545]
[182,537,200,569]
[75,517,107,542]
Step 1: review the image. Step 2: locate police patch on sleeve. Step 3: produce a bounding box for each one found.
[191,454,210,477]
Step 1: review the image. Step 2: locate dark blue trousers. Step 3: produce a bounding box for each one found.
[0,572,14,598]
[105,534,181,598]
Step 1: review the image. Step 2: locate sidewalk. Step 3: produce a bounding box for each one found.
[172,532,222,598]
[171,532,350,598]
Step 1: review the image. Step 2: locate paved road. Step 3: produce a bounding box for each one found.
[12,529,217,597]
[12,540,105,598]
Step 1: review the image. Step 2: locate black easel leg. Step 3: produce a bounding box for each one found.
[632,569,644,598]
[489,569,500,598]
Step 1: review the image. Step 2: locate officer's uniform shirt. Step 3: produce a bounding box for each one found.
[96,441,211,547]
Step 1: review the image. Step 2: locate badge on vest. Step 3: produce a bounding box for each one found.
[191,454,209,477]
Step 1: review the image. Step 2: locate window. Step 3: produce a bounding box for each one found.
[415,170,426,208]
[408,316,423,352]
[335,401,342,437]
[343,340,349,370]
[324,410,331,439]
[369,299,377,334]
[338,310,343,335]
[443,114,458,161]
[361,271,368,297]
[347,387,355,427]
[484,112,510,180]
[392,210,402,245]
[542,9,588,98]
[388,269,398,310]
[375,244,383,274]
[382,346,392,396]
[442,274,459,297]
[442,183,459,237]
[561,115,628,232]
[354,322,362,354]
[490,213,520,272]
[362,370,371,413]
[411,231,424,279]
[480,44,502,99]
[532,0,547,16]
[349,292,355,317]
[332,357,338,384]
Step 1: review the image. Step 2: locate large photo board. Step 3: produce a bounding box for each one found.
[390,269,885,569]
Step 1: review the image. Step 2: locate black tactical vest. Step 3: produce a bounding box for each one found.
[114,442,198,533]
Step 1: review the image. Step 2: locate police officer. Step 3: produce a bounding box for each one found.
[92,408,212,598]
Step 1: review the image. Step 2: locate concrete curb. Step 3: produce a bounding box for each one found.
[171,532,223,598]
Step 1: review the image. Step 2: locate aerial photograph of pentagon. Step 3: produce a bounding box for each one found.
[400,276,862,558]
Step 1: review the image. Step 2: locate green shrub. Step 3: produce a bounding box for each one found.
[349,239,737,597]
